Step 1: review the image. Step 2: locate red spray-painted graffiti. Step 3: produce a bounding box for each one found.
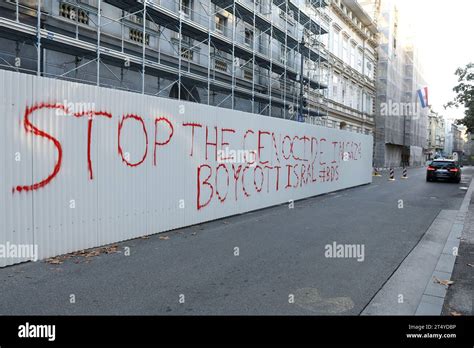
[118,114,148,167]
[14,103,112,192]
[13,102,173,193]
[184,125,363,210]
[13,102,363,213]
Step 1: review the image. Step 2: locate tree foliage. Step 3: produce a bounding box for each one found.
[445,63,474,133]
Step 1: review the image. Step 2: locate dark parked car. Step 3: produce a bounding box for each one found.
[426,159,461,183]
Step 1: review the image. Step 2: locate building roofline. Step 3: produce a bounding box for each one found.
[341,0,378,35]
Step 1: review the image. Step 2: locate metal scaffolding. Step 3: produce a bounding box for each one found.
[0,0,330,120]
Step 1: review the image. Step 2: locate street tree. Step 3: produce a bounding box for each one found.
[445,63,474,132]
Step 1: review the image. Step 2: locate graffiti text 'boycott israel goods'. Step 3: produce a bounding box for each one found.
[13,102,363,209]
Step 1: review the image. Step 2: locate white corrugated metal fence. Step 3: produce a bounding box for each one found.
[0,70,373,267]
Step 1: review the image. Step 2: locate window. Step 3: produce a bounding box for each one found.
[430,161,457,169]
[279,8,295,25]
[365,94,373,114]
[280,44,287,64]
[357,88,362,111]
[215,15,226,33]
[244,28,254,47]
[342,36,349,63]
[332,75,338,100]
[214,59,228,72]
[288,10,295,24]
[350,43,356,68]
[348,85,353,107]
[59,3,89,25]
[129,28,150,45]
[332,28,340,56]
[366,60,373,79]
[181,47,193,60]
[243,69,253,81]
[181,0,192,16]
[357,48,363,72]
[176,33,192,45]
[342,79,347,104]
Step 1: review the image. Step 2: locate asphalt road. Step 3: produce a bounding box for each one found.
[0,167,472,315]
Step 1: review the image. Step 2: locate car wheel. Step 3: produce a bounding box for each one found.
[426,176,432,182]
[454,177,461,184]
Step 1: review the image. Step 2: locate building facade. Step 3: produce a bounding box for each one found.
[313,0,377,134]
[0,0,377,135]
[445,120,466,158]
[453,124,466,155]
[426,109,445,159]
[360,0,428,167]
[0,0,331,119]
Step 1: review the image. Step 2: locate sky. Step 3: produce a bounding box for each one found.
[396,0,474,121]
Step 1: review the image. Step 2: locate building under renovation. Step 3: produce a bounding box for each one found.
[0,0,330,120]
[360,0,428,167]
[0,0,377,134]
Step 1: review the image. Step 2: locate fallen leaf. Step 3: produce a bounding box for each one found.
[450,311,462,316]
[159,236,170,240]
[46,258,63,265]
[433,276,454,286]
[84,250,100,258]
[191,232,197,236]
[467,263,474,268]
[104,245,119,254]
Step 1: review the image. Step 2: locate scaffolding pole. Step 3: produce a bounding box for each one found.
[251,0,256,114]
[283,1,288,119]
[141,1,147,94]
[231,1,236,109]
[268,8,273,117]
[36,0,41,76]
[178,0,183,100]
[96,0,101,86]
[207,0,211,105]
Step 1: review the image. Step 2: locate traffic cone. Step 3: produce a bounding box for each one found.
[401,167,408,179]
[389,168,395,181]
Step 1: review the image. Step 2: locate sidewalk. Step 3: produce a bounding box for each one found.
[362,170,474,315]
[442,198,474,316]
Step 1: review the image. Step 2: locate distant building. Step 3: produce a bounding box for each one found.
[445,120,466,158]
[453,124,466,154]
[426,109,445,159]
[359,0,428,167]
[444,118,454,155]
